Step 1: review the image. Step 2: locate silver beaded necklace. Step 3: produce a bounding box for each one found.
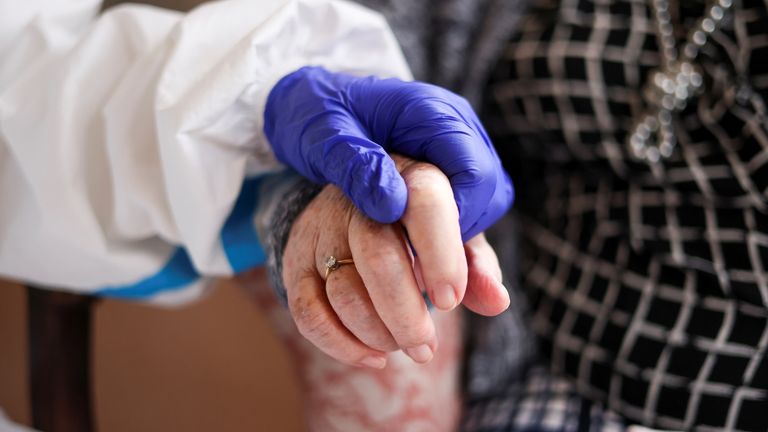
[628,0,734,163]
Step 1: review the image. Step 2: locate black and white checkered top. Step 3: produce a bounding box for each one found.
[485,0,768,429]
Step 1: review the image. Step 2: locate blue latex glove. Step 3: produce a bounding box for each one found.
[264,66,513,241]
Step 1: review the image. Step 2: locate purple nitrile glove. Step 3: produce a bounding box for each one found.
[264,66,513,241]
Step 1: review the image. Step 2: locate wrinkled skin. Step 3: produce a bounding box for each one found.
[282,155,510,367]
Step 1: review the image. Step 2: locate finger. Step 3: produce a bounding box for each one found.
[286,270,389,369]
[429,130,497,241]
[461,234,510,316]
[307,186,399,352]
[349,212,437,364]
[326,266,399,352]
[387,92,502,239]
[397,159,467,311]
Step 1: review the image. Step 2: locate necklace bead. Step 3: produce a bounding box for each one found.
[628,0,733,163]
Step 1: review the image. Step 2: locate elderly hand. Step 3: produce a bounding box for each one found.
[282,155,509,368]
[264,66,513,242]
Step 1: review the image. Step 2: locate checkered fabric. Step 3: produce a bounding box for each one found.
[483,0,768,430]
[463,366,627,431]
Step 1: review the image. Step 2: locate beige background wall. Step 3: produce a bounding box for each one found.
[0,279,304,431]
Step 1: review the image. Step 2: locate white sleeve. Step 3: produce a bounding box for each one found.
[0,0,411,303]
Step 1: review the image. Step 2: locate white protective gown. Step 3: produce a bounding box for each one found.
[0,0,411,304]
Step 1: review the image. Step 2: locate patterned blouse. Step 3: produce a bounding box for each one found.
[483,0,768,429]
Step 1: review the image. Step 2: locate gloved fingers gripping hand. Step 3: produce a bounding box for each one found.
[264,66,514,241]
[349,78,515,241]
[264,68,407,223]
[281,156,508,368]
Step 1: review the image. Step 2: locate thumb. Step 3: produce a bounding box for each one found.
[461,234,510,316]
[316,133,408,224]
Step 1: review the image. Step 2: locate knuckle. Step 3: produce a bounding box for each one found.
[405,166,448,196]
[352,226,404,264]
[289,294,332,341]
[351,209,391,237]
[366,246,407,270]
[326,283,363,311]
[297,313,334,342]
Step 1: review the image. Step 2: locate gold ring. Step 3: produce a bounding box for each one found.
[324,255,354,279]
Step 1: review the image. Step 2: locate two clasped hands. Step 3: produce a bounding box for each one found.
[265,67,514,368]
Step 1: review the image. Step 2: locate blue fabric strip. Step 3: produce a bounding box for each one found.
[95,175,268,299]
[95,247,199,299]
[220,176,267,272]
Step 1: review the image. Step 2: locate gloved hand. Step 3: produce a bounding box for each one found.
[264,66,513,241]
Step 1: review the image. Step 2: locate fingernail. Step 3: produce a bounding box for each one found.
[404,344,434,363]
[360,356,387,369]
[433,285,457,310]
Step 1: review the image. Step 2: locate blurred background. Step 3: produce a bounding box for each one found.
[0,279,304,431]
